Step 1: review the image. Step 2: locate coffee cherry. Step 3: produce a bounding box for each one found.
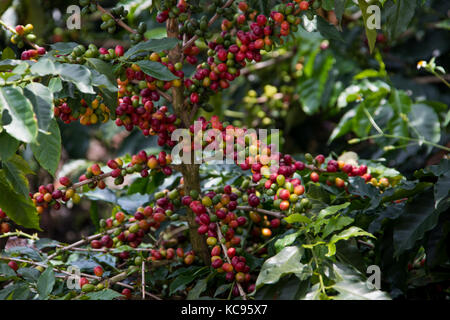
[8,261,18,271]
[121,288,132,299]
[93,266,104,277]
[299,1,310,11]
[79,277,89,288]
[310,172,319,183]
[59,176,71,187]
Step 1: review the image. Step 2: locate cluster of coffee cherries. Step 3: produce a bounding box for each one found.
[31,177,80,215]
[64,44,124,64]
[99,6,129,34]
[32,150,175,214]
[0,208,11,235]
[54,97,111,125]
[180,186,256,294]
[10,23,37,48]
[175,1,306,107]
[20,47,46,60]
[116,61,181,143]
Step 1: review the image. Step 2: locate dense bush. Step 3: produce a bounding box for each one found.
[0,0,448,300]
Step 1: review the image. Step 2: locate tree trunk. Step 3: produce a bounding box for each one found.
[166,19,210,265]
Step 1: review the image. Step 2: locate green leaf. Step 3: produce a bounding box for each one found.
[31,119,61,176]
[37,267,55,299]
[123,38,179,59]
[18,267,41,282]
[2,47,15,60]
[0,131,19,160]
[393,190,444,257]
[85,58,117,86]
[56,63,95,94]
[322,216,354,238]
[384,0,416,40]
[274,231,301,253]
[0,170,41,230]
[0,262,17,279]
[334,0,348,26]
[48,78,63,94]
[169,274,196,295]
[90,69,118,93]
[255,275,310,300]
[5,246,43,261]
[284,214,311,224]
[358,0,378,53]
[328,108,356,142]
[135,60,178,81]
[3,154,34,197]
[23,82,54,133]
[12,282,32,299]
[316,16,344,43]
[347,177,381,210]
[214,284,232,297]
[327,227,375,256]
[30,58,57,76]
[49,42,79,55]
[318,203,350,219]
[90,202,100,232]
[332,263,390,300]
[255,246,310,290]
[408,103,441,145]
[0,86,38,143]
[187,278,208,300]
[85,289,123,300]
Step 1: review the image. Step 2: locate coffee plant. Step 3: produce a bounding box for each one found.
[0,0,448,301]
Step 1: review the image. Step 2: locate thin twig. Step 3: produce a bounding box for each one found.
[236,206,286,219]
[141,260,145,300]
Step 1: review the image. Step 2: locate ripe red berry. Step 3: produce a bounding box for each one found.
[59,176,71,187]
[121,288,132,299]
[8,261,18,271]
[37,47,46,55]
[227,247,236,258]
[271,218,281,228]
[91,240,102,249]
[238,1,248,12]
[299,1,309,11]
[190,92,199,104]
[79,277,89,287]
[93,266,104,277]
[256,15,267,26]
[115,45,124,57]
[315,154,325,164]
[310,172,320,183]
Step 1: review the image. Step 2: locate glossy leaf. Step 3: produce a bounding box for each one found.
[37,267,55,299]
[135,60,178,81]
[255,246,309,290]
[0,86,38,143]
[23,82,54,133]
[31,119,61,176]
[332,264,390,300]
[0,170,41,230]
